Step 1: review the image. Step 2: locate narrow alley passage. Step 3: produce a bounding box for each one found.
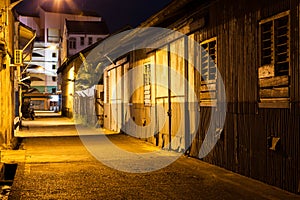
[5,116,298,199]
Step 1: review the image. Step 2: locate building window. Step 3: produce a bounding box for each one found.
[52,52,57,58]
[258,11,290,108]
[88,37,93,45]
[52,65,56,70]
[52,77,57,82]
[80,37,84,46]
[199,37,217,106]
[47,28,60,42]
[69,37,76,49]
[144,63,151,106]
[52,88,56,94]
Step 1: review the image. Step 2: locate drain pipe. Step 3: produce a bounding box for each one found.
[167,44,172,150]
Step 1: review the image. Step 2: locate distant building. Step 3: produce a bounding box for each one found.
[58,26,131,120]
[61,20,109,62]
[18,3,106,110]
[58,39,106,120]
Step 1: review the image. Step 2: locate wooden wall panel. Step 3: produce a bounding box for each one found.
[190,0,299,194]
[102,0,299,193]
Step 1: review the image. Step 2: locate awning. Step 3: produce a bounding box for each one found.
[22,88,40,94]
[26,65,57,76]
[18,22,36,63]
[27,64,42,69]
[30,76,44,81]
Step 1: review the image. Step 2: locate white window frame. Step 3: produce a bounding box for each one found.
[69,37,76,49]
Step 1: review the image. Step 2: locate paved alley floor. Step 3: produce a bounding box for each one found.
[6,117,300,199]
[15,116,115,137]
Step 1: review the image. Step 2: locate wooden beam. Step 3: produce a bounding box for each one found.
[200,91,216,99]
[258,102,290,109]
[260,87,289,98]
[200,83,216,91]
[259,10,290,24]
[260,98,289,103]
[200,37,217,45]
[201,80,216,85]
[258,64,275,78]
[200,100,217,107]
[259,75,289,88]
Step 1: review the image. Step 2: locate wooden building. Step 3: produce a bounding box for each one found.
[58,40,104,125]
[102,0,300,193]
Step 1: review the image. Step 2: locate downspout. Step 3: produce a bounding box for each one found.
[167,44,172,150]
[184,36,190,154]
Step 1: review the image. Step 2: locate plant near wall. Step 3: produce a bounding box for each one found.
[75,52,103,91]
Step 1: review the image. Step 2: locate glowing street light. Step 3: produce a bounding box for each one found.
[41,0,78,10]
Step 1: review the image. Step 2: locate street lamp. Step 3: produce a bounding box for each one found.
[42,0,78,11]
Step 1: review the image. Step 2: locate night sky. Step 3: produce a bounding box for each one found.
[16,0,173,32]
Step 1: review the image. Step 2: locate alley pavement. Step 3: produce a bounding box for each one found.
[6,116,300,199]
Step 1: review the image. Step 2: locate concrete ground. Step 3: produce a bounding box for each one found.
[34,110,61,117]
[6,117,300,199]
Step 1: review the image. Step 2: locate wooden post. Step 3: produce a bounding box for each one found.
[184,36,190,153]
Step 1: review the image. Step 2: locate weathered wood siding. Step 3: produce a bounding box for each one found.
[103,0,300,193]
[0,7,17,147]
[187,0,300,193]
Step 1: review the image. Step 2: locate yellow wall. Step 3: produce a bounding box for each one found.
[61,63,74,117]
[0,0,15,148]
[0,55,14,147]
[103,33,196,151]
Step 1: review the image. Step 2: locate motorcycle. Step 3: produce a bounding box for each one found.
[21,102,35,120]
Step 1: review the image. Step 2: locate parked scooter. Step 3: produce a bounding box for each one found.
[21,102,35,120]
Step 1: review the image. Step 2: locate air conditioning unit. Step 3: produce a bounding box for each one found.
[14,50,23,65]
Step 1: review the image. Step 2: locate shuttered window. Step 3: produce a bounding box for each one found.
[144,63,151,106]
[200,37,217,106]
[259,11,290,108]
